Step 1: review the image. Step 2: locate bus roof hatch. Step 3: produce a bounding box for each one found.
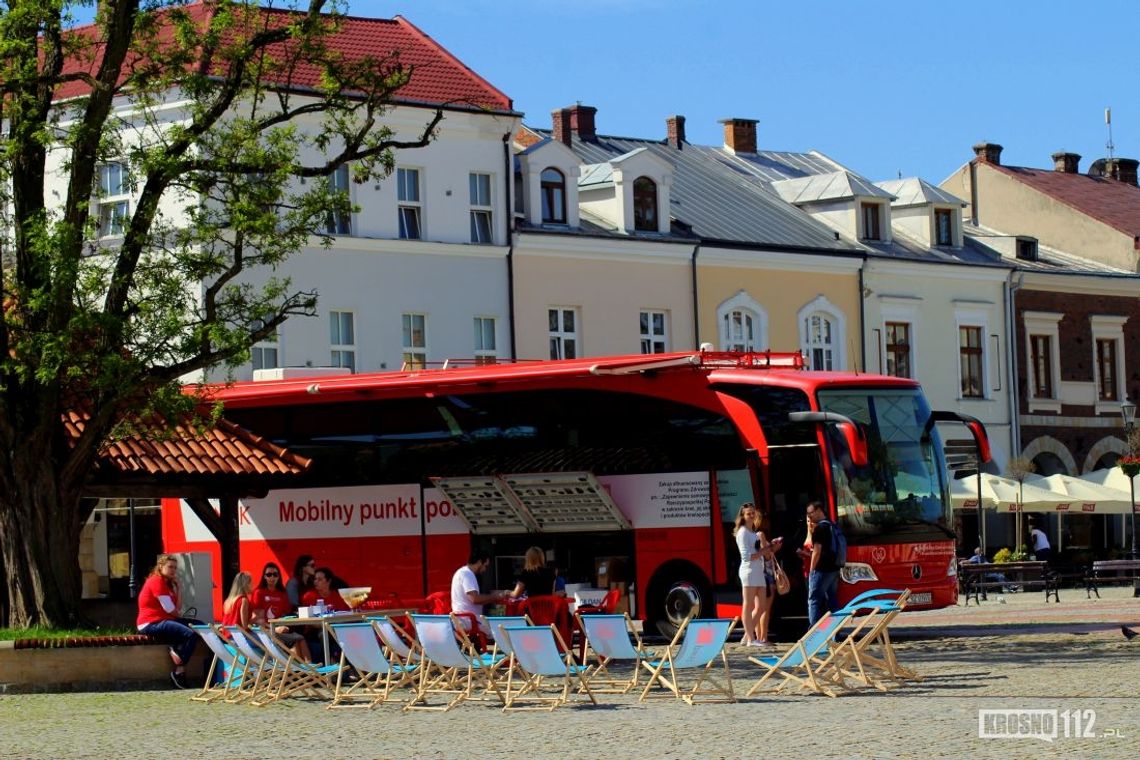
[431,472,631,535]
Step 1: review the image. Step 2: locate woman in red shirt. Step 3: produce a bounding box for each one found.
[221,571,254,627]
[301,567,350,612]
[252,562,312,662]
[136,554,202,689]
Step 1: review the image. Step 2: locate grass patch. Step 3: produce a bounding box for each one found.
[0,626,135,641]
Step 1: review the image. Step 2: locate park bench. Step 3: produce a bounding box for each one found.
[1084,559,1140,598]
[959,560,1059,605]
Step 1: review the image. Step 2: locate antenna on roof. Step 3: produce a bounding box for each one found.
[1106,107,1115,160]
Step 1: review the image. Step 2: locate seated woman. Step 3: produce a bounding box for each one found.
[286,554,316,609]
[251,562,311,662]
[301,567,350,612]
[221,571,254,628]
[507,547,560,600]
[136,554,203,689]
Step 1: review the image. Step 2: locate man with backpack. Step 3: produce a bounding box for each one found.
[799,500,844,626]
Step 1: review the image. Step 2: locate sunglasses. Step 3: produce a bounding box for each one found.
[264,572,280,577]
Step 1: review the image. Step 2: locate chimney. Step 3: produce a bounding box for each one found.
[552,108,572,146]
[1051,151,1080,173]
[972,141,1003,165]
[1106,157,1139,186]
[720,118,758,154]
[568,104,597,142]
[666,115,686,149]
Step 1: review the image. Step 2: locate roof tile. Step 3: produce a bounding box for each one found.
[988,164,1140,237]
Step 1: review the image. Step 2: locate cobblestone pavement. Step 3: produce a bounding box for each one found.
[3,590,1139,759]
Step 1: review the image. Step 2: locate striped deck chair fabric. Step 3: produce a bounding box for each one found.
[575,612,653,693]
[328,622,416,708]
[189,624,248,704]
[368,614,420,667]
[831,589,918,689]
[404,614,504,712]
[639,616,738,705]
[745,610,855,698]
[501,625,596,712]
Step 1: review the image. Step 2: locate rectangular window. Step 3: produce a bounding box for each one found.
[934,208,953,246]
[329,310,356,371]
[473,316,496,364]
[1030,335,1053,398]
[397,167,422,240]
[469,172,493,244]
[959,325,983,398]
[549,307,579,360]
[1097,338,1117,401]
[639,310,669,354]
[325,164,351,235]
[885,321,911,378]
[860,202,881,241]
[402,312,427,369]
[250,317,279,371]
[97,162,130,236]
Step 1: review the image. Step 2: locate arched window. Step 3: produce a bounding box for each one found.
[633,176,657,231]
[803,312,835,370]
[716,291,767,352]
[540,168,566,224]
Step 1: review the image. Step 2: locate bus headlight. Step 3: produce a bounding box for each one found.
[948,556,958,577]
[840,563,878,584]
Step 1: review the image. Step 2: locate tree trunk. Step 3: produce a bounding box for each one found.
[0,438,87,629]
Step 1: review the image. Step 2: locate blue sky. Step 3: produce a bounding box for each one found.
[72,0,1140,184]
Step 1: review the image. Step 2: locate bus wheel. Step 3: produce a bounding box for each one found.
[647,569,710,638]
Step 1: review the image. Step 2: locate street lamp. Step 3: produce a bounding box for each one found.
[1121,397,1137,559]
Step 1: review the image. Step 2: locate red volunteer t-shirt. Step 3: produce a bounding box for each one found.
[252,588,293,620]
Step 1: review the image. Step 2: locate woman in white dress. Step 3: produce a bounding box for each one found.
[734,502,770,647]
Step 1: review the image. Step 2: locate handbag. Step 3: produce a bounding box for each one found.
[773,562,791,595]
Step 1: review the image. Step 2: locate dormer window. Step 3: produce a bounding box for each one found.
[633,176,658,231]
[934,208,953,246]
[1017,238,1038,261]
[860,202,881,241]
[540,168,566,223]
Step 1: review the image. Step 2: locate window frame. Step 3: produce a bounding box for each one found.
[797,295,846,371]
[958,325,984,399]
[401,312,427,370]
[1022,311,1062,412]
[639,309,669,354]
[325,163,352,235]
[473,316,497,365]
[548,307,579,360]
[1029,334,1054,399]
[884,321,912,378]
[97,162,130,237]
[397,167,422,240]
[540,168,567,224]
[250,317,280,372]
[860,201,882,241]
[1090,315,1127,413]
[933,207,953,246]
[469,172,493,244]
[716,291,768,352]
[329,310,356,372]
[633,176,658,232]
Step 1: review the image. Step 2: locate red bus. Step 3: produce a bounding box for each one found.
[162,351,987,634]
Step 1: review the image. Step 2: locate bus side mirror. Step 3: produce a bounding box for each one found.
[838,421,869,467]
[965,420,993,463]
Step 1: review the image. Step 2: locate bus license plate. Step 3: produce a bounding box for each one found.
[909,592,932,605]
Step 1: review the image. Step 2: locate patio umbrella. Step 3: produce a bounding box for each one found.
[1028,473,1135,514]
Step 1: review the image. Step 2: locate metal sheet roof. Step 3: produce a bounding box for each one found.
[876,178,967,208]
[772,171,894,204]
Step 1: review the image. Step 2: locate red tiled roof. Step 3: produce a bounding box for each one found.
[55,3,512,112]
[986,163,1140,238]
[63,410,310,479]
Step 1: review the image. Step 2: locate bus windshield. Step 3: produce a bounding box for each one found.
[817,387,953,545]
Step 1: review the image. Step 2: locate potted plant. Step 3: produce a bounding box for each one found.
[1119,455,1140,479]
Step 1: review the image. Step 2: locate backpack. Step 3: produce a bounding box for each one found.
[820,519,847,568]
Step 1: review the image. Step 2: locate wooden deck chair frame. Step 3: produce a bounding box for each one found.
[367,614,421,669]
[224,625,275,704]
[745,610,858,698]
[250,625,340,706]
[829,590,919,690]
[574,612,653,693]
[639,615,738,705]
[483,614,532,684]
[189,623,250,704]
[327,621,416,708]
[501,624,596,712]
[404,614,504,712]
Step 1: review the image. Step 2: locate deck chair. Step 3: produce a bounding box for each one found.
[225,625,277,704]
[501,624,596,712]
[575,612,654,693]
[367,614,421,668]
[250,625,340,706]
[830,589,918,690]
[639,616,738,705]
[745,610,857,698]
[520,595,574,654]
[327,622,416,708]
[483,615,532,681]
[189,624,250,703]
[404,614,504,712]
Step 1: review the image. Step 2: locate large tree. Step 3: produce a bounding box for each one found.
[0,0,441,627]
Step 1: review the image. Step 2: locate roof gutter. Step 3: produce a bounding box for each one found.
[690,243,702,348]
[503,132,517,360]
